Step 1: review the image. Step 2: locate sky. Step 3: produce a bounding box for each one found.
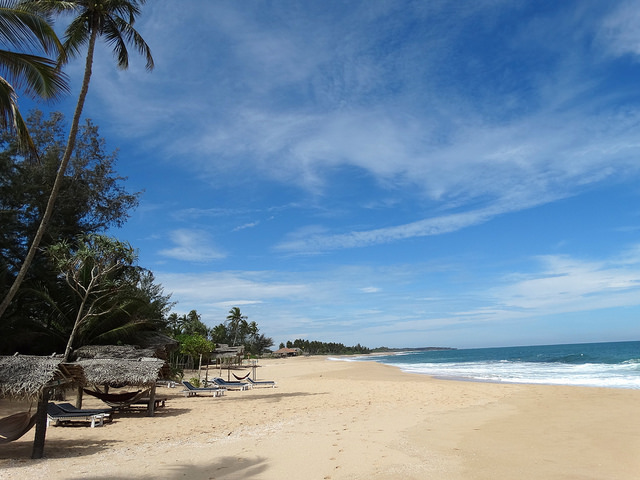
[22,0,640,349]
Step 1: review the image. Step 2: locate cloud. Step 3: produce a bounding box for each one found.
[274,191,559,253]
[158,229,226,262]
[597,1,640,59]
[233,221,260,232]
[360,287,380,293]
[490,254,640,314]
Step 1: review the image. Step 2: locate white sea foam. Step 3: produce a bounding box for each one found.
[393,361,640,389]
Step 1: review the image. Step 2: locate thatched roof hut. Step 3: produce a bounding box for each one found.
[72,344,157,361]
[0,355,85,400]
[73,345,170,387]
[135,332,179,360]
[78,358,168,387]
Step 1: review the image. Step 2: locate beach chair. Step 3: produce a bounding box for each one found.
[46,402,109,428]
[56,402,113,421]
[181,381,225,397]
[246,377,277,388]
[210,377,250,391]
[0,411,36,443]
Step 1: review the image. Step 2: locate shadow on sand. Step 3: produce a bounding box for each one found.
[224,390,328,403]
[0,437,123,463]
[67,456,270,480]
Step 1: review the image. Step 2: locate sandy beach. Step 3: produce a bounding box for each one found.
[1,355,639,479]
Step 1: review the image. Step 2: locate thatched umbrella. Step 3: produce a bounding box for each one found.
[135,332,179,360]
[73,344,158,361]
[78,358,167,387]
[0,355,86,458]
[0,355,84,400]
[72,345,170,416]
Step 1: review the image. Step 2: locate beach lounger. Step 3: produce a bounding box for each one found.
[57,402,113,419]
[209,377,250,391]
[246,377,277,388]
[46,402,109,428]
[181,381,225,397]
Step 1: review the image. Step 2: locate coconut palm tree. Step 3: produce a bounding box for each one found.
[0,0,68,151]
[0,0,153,319]
[226,307,248,347]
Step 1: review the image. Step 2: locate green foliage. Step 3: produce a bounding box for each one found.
[0,1,68,153]
[167,310,209,338]
[213,307,273,355]
[0,111,146,354]
[188,377,201,388]
[286,339,371,355]
[46,233,139,360]
[0,0,154,321]
[177,333,213,359]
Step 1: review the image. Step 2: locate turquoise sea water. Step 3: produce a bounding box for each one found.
[353,341,640,389]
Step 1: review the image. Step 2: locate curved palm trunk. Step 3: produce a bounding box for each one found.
[0,28,98,320]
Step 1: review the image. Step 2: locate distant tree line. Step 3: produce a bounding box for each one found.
[166,308,273,371]
[282,339,370,355]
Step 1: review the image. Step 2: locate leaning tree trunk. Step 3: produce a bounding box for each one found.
[0,28,98,320]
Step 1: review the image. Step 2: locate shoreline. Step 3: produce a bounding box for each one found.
[1,355,639,479]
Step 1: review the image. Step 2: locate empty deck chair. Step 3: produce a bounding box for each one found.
[47,403,109,428]
[246,377,277,388]
[57,402,113,420]
[210,377,250,391]
[181,381,225,397]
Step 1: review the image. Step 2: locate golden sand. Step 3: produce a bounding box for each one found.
[1,355,639,479]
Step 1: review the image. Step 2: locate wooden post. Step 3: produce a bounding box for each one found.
[31,388,50,459]
[146,384,156,417]
[75,385,83,408]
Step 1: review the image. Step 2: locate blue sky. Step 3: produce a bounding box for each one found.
[25,0,640,348]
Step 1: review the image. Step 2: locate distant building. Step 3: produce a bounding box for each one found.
[272,347,301,357]
[212,344,244,365]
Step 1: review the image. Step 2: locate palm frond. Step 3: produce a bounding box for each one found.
[0,49,68,99]
[59,13,89,63]
[0,3,62,56]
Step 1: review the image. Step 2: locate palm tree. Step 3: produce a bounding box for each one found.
[0,0,68,151]
[226,307,248,346]
[0,0,153,319]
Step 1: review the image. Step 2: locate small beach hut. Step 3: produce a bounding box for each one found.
[211,344,245,381]
[73,345,170,416]
[0,354,86,458]
[272,347,301,358]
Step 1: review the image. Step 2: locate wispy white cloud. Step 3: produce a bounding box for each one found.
[597,1,640,59]
[233,221,260,232]
[158,229,226,262]
[275,191,561,253]
[491,254,640,314]
[155,245,640,344]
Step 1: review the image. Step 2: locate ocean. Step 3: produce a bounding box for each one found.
[353,341,640,389]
